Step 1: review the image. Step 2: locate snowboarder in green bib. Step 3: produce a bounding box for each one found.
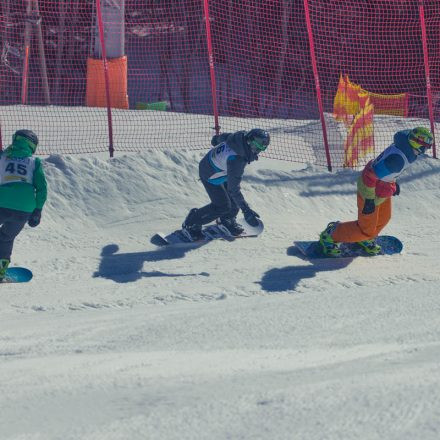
[0,130,47,280]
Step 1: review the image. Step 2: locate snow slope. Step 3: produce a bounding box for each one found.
[1,132,440,439]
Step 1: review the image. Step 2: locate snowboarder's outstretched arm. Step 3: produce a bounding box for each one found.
[28,158,47,228]
[226,155,247,209]
[33,158,47,210]
[357,161,399,209]
[225,150,260,225]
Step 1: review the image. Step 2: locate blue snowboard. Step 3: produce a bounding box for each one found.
[1,267,33,283]
[294,235,403,259]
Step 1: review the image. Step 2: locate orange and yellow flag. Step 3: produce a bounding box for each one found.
[344,97,374,168]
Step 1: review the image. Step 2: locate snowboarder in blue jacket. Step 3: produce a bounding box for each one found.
[182,128,270,240]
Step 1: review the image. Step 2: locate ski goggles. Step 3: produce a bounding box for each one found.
[249,139,268,153]
[410,135,433,151]
[413,138,432,149]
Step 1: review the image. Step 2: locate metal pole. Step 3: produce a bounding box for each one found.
[21,0,33,105]
[0,0,11,149]
[0,0,10,59]
[303,0,332,171]
[418,0,436,158]
[202,0,220,135]
[54,0,66,102]
[95,0,114,157]
[274,0,290,116]
[33,0,51,104]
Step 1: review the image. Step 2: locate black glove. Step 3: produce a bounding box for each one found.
[28,208,42,227]
[393,182,400,196]
[362,199,375,215]
[211,135,220,146]
[242,206,260,227]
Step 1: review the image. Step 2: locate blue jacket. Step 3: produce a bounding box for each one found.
[358,129,419,203]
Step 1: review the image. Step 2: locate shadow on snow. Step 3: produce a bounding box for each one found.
[258,245,353,293]
[94,242,210,283]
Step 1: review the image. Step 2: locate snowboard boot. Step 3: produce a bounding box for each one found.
[319,222,341,257]
[357,238,381,255]
[0,259,10,281]
[181,208,204,241]
[217,217,244,237]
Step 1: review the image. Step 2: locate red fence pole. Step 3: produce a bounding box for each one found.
[418,0,436,158]
[303,0,332,171]
[95,0,114,157]
[21,0,32,105]
[202,0,220,135]
[21,46,30,105]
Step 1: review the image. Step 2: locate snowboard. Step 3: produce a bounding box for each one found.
[294,235,403,259]
[0,267,33,283]
[151,219,264,246]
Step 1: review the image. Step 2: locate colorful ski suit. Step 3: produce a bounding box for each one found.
[332,129,419,243]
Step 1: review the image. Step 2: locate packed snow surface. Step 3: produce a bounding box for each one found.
[1,132,440,439]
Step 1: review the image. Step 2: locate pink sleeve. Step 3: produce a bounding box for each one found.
[361,162,378,189]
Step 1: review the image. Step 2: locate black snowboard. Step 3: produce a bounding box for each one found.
[151,219,264,246]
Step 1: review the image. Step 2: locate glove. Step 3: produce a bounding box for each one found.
[393,182,400,196]
[211,135,220,146]
[28,208,42,227]
[242,206,260,227]
[362,199,376,215]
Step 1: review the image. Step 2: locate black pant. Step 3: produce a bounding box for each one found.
[0,207,30,260]
[187,180,239,226]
